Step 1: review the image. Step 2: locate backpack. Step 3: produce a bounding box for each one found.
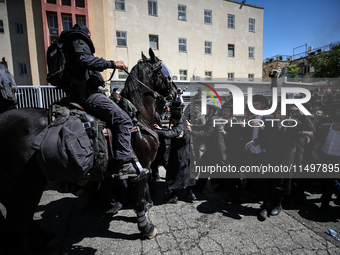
[46,28,95,91]
[32,115,94,183]
[46,36,71,91]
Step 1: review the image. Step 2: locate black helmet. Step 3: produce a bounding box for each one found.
[72,24,91,38]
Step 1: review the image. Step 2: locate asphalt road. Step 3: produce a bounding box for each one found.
[2,166,340,255]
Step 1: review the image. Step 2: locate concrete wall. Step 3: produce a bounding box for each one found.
[0,1,13,73]
[93,0,264,80]
[7,0,32,85]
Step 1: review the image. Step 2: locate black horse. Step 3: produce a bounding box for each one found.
[0,49,177,254]
[0,60,17,113]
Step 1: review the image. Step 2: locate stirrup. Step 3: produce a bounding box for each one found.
[131,168,149,182]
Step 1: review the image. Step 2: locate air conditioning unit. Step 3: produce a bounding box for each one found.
[276,55,282,61]
[193,75,202,80]
[308,46,313,53]
[172,74,180,80]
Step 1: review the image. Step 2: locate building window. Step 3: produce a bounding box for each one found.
[179,70,187,80]
[76,16,86,26]
[61,0,71,6]
[148,0,157,16]
[178,5,186,20]
[19,63,27,75]
[149,35,158,50]
[205,71,212,80]
[228,44,234,57]
[118,69,128,79]
[75,0,85,8]
[62,15,72,30]
[204,9,212,24]
[116,31,127,46]
[0,20,4,33]
[205,41,212,54]
[248,74,254,81]
[228,73,234,81]
[228,14,235,28]
[15,22,24,35]
[248,47,255,59]
[179,38,187,52]
[47,13,58,35]
[115,0,125,11]
[249,18,255,32]
[46,0,56,4]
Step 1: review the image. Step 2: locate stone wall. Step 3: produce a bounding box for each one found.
[262,60,290,80]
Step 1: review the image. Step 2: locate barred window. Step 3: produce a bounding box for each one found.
[179,38,187,52]
[228,14,235,28]
[178,5,186,20]
[179,70,187,80]
[249,18,255,32]
[148,0,157,16]
[116,31,127,46]
[205,71,212,80]
[249,46,255,59]
[228,73,234,81]
[204,9,212,24]
[15,22,24,35]
[76,16,86,26]
[228,44,234,57]
[149,35,158,50]
[115,0,125,11]
[62,15,72,30]
[205,41,212,54]
[19,63,27,75]
[248,74,254,81]
[0,20,4,33]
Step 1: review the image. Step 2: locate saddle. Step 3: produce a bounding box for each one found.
[31,98,114,185]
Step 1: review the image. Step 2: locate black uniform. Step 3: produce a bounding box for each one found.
[66,24,133,162]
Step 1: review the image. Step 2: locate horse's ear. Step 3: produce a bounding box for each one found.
[141,52,147,61]
[149,48,156,62]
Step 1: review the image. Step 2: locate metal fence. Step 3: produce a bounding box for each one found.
[16,86,66,109]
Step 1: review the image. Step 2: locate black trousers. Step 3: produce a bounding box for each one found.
[82,92,134,161]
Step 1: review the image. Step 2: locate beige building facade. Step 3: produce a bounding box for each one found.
[90,0,264,81]
[0,0,13,73]
[2,0,263,85]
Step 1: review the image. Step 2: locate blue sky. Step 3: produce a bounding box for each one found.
[250,0,340,60]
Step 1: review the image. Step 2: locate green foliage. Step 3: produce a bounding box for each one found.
[308,44,340,78]
[287,65,300,78]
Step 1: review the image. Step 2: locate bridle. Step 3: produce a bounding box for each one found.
[123,60,173,99]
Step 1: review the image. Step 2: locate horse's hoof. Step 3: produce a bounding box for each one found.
[146,226,157,239]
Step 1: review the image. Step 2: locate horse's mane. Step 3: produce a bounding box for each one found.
[121,59,152,110]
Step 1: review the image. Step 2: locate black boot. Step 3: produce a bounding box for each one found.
[104,200,123,218]
[185,188,196,203]
[116,159,149,181]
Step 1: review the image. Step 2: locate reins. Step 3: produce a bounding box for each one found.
[123,69,161,98]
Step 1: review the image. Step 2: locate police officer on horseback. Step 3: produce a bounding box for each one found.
[63,24,147,181]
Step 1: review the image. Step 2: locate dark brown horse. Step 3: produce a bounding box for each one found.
[0,48,177,254]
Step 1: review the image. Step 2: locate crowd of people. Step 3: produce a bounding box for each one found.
[148,88,340,221]
[58,24,340,221]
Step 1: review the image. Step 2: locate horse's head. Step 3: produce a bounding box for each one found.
[0,63,17,113]
[128,48,177,100]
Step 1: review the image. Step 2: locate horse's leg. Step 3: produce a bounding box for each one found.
[3,157,47,254]
[135,177,157,239]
